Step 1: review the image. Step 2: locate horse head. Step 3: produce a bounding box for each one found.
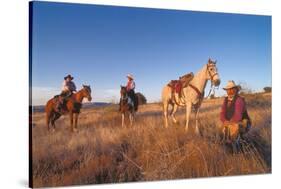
[206,58,221,86]
[82,85,92,102]
[120,85,128,100]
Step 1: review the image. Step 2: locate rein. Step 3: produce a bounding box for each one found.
[73,90,84,103]
[73,88,91,103]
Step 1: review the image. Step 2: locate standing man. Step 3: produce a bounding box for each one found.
[220,80,251,142]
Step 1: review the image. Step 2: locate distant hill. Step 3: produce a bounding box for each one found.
[32,102,112,113]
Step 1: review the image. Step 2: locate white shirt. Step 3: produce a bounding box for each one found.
[61,80,76,92]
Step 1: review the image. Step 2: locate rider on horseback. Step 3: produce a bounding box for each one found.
[118,74,138,111]
[56,74,77,112]
[126,74,138,111]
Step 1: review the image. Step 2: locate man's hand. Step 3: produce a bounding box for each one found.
[223,121,230,125]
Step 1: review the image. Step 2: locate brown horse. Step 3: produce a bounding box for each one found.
[119,86,135,127]
[45,85,92,132]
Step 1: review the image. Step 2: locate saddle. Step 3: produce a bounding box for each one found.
[53,92,74,113]
[168,72,194,96]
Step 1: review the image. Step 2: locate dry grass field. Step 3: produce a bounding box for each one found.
[31,92,271,187]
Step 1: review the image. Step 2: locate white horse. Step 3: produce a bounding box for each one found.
[162,59,221,133]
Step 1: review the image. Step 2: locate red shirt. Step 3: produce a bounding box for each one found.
[220,96,246,123]
[126,80,135,91]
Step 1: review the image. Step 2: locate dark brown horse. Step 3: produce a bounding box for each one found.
[45,85,92,132]
[119,86,135,127]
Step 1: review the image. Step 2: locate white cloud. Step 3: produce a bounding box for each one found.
[93,88,120,103]
[32,87,60,105]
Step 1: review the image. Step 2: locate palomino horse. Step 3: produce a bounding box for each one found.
[162,59,220,133]
[45,85,92,132]
[119,86,136,127]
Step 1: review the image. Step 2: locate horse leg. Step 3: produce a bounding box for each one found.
[74,113,79,131]
[121,113,125,127]
[163,101,169,128]
[194,106,200,135]
[129,113,133,127]
[170,103,178,124]
[69,111,74,132]
[185,102,192,132]
[46,112,52,131]
[51,113,61,131]
[129,111,134,127]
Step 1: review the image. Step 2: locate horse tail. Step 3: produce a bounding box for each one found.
[45,99,54,131]
[162,85,172,103]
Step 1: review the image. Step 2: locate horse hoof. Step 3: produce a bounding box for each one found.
[72,128,78,132]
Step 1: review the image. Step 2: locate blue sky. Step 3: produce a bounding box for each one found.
[31,1,271,105]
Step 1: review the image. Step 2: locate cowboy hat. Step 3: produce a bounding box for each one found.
[126,74,134,80]
[64,74,74,80]
[223,80,241,90]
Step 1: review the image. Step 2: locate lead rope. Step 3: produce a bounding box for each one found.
[206,83,214,99]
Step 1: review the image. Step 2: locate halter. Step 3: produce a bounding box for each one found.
[207,63,219,82]
[188,63,219,99]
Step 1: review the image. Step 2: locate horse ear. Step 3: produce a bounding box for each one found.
[82,84,85,88]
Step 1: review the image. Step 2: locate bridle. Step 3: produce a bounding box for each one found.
[207,63,219,83]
